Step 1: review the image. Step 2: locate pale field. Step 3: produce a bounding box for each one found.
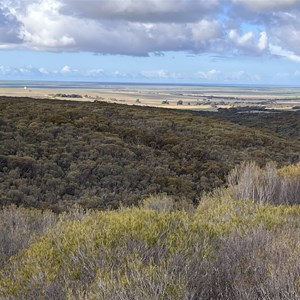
[0,85,300,111]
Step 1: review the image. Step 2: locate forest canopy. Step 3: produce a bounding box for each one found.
[0,97,299,211]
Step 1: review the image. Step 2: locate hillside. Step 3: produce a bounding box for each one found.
[1,162,300,299]
[0,97,299,211]
[215,108,300,141]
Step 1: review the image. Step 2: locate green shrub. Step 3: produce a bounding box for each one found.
[2,193,300,299]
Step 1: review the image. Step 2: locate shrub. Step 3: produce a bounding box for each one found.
[140,194,176,212]
[0,206,57,268]
[227,161,300,204]
[2,196,300,299]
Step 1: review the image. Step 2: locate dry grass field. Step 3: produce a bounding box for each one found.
[1,84,300,111]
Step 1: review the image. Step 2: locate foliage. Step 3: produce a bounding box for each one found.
[228,161,300,204]
[1,97,299,210]
[216,108,300,141]
[1,96,300,298]
[1,161,300,299]
[0,206,57,269]
[1,195,300,298]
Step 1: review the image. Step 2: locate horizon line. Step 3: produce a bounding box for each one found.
[0,79,300,89]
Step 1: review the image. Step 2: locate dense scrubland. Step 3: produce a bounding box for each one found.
[0,97,300,299]
[0,162,300,299]
[216,108,300,141]
[0,97,299,211]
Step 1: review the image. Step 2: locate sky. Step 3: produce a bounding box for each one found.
[1,0,300,85]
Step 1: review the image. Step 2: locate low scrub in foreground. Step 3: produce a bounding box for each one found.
[0,162,300,299]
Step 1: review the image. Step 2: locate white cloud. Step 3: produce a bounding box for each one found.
[268,12,300,56]
[0,63,110,79]
[257,32,268,51]
[269,44,300,62]
[0,0,299,61]
[17,0,76,50]
[0,65,12,75]
[86,68,104,77]
[141,69,182,79]
[61,65,71,73]
[229,30,253,46]
[196,69,221,80]
[0,64,53,76]
[2,0,223,55]
[190,19,222,49]
[60,65,78,74]
[38,67,49,74]
[195,69,260,82]
[229,30,268,54]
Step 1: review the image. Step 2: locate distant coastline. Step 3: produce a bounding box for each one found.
[1,80,300,90]
[0,81,300,112]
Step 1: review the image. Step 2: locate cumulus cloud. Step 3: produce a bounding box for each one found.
[227,0,300,59]
[0,0,223,55]
[17,0,76,50]
[0,0,299,60]
[190,19,223,51]
[228,30,268,54]
[18,7,224,55]
[267,12,300,56]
